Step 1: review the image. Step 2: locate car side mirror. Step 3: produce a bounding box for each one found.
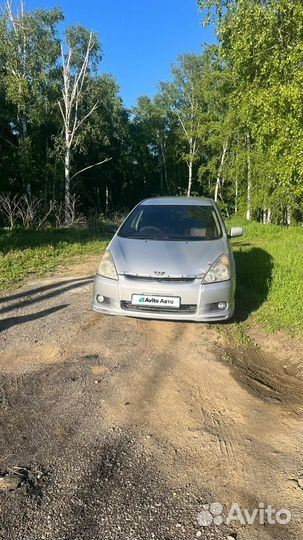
[229,226,244,238]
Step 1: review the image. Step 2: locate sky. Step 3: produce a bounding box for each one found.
[26,0,216,108]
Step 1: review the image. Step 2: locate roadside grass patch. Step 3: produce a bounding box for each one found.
[221,322,254,348]
[228,218,303,336]
[0,229,108,293]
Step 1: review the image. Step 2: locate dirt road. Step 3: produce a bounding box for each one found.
[1,257,303,539]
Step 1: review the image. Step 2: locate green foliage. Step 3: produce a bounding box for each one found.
[64,25,102,70]
[0,229,108,292]
[1,0,303,225]
[198,0,303,221]
[159,54,208,194]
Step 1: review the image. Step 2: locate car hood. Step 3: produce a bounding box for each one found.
[110,236,226,278]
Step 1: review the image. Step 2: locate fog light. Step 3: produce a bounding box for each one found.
[96,295,105,304]
[218,301,227,310]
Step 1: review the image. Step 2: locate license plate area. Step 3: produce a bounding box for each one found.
[131,294,181,309]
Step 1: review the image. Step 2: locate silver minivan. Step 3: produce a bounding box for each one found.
[92,197,243,321]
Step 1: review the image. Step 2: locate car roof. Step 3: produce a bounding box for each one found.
[140,196,213,207]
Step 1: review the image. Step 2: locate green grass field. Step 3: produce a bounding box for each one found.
[0,229,108,293]
[229,218,303,336]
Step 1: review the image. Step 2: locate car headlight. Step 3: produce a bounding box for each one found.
[97,251,119,280]
[203,254,230,284]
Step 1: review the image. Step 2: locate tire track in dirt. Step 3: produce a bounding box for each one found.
[225,345,303,407]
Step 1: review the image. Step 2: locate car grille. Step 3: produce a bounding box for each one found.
[121,301,197,314]
[124,275,195,283]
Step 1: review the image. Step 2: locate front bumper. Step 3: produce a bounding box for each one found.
[92,274,235,322]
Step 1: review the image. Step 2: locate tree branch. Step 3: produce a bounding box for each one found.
[73,101,98,134]
[176,110,189,138]
[69,158,112,182]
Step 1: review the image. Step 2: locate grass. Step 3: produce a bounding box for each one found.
[0,229,108,293]
[228,217,303,336]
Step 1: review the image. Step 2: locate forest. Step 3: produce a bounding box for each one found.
[0,0,303,228]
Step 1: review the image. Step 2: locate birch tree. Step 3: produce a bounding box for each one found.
[199,0,303,221]
[0,1,63,193]
[246,131,252,221]
[161,54,205,196]
[58,26,110,219]
[214,143,228,202]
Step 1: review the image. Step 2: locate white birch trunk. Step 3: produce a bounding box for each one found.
[64,145,71,213]
[58,34,111,221]
[235,177,238,214]
[105,184,109,215]
[246,132,252,221]
[214,143,227,202]
[187,159,193,197]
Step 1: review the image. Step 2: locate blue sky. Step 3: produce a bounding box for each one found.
[26,0,216,108]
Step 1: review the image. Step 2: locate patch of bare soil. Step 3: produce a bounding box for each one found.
[248,325,303,385]
[0,344,62,374]
[0,257,303,539]
[225,345,303,407]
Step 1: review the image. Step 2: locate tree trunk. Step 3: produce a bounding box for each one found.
[45,137,49,200]
[262,208,271,224]
[59,34,103,224]
[105,184,109,215]
[160,172,163,194]
[246,132,251,221]
[187,136,195,197]
[20,117,32,196]
[235,178,238,214]
[215,143,227,202]
[160,142,169,193]
[187,160,193,197]
[263,209,266,224]
[64,145,71,217]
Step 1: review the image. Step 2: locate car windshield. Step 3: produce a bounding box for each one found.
[118,204,222,241]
